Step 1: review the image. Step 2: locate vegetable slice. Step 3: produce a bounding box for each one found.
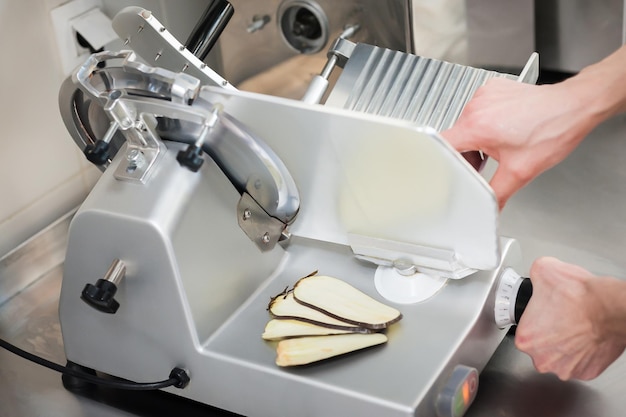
[262,319,360,340]
[269,291,367,331]
[276,333,388,366]
[293,275,402,329]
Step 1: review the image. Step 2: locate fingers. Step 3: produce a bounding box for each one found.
[440,126,476,153]
[443,127,513,209]
[488,164,521,209]
[531,256,595,283]
[530,257,561,281]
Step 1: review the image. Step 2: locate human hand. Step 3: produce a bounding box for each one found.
[515,257,626,380]
[441,78,598,209]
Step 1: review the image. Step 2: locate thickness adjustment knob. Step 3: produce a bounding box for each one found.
[494,267,533,328]
[81,259,126,314]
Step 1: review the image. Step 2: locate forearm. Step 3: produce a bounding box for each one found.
[561,44,626,123]
[441,45,626,208]
[591,275,626,344]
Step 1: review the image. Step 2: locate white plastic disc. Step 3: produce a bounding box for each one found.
[374,265,448,304]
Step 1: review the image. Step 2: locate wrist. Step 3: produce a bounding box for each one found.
[588,276,626,345]
[567,48,626,120]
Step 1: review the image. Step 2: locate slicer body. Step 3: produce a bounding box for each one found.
[58,11,533,415]
[60,88,522,417]
[61,180,520,417]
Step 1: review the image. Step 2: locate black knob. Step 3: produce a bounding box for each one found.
[514,278,533,324]
[84,140,110,166]
[81,279,120,314]
[169,367,191,389]
[177,145,204,172]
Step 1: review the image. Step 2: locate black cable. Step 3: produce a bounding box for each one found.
[0,337,188,390]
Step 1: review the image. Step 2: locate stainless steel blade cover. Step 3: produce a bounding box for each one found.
[197,87,499,278]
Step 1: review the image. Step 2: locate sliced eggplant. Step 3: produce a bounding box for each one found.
[293,274,402,330]
[275,333,388,366]
[262,319,363,341]
[269,291,367,331]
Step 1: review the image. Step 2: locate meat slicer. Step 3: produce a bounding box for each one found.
[57,5,537,417]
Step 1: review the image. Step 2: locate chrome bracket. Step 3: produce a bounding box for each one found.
[237,192,288,251]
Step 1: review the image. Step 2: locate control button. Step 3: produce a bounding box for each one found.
[436,365,479,417]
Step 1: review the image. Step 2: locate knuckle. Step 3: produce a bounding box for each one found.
[530,256,558,277]
[514,332,530,351]
[506,163,534,184]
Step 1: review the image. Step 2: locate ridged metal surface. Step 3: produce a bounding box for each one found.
[327,43,516,130]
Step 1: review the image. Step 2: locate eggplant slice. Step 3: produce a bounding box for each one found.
[293,274,402,330]
[269,291,369,332]
[265,274,402,366]
[275,333,388,366]
[262,319,361,341]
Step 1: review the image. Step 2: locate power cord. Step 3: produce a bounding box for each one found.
[0,337,189,390]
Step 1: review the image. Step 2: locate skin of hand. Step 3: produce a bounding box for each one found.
[436,47,626,381]
[441,45,626,209]
[441,78,601,209]
[516,257,626,380]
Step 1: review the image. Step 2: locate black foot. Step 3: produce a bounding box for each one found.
[62,360,97,392]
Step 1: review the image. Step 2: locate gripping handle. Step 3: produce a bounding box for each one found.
[185,0,234,60]
[514,277,533,324]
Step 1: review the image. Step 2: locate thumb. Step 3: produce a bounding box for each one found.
[488,165,520,210]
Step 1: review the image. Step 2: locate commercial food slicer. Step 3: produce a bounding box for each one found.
[57,6,538,417]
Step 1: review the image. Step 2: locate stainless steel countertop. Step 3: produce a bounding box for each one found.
[1,113,625,417]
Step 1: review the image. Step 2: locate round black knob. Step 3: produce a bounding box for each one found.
[169,367,191,389]
[176,144,204,172]
[81,279,120,314]
[84,140,110,166]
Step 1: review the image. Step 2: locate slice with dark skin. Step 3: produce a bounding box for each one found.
[262,319,360,340]
[275,333,388,366]
[292,274,402,330]
[268,290,370,333]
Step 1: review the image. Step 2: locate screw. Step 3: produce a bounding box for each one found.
[261,233,271,244]
[126,149,145,172]
[242,209,252,220]
[109,90,122,100]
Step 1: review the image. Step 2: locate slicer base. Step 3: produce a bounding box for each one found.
[61,230,520,417]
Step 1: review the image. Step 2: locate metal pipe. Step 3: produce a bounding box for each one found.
[104,259,126,286]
